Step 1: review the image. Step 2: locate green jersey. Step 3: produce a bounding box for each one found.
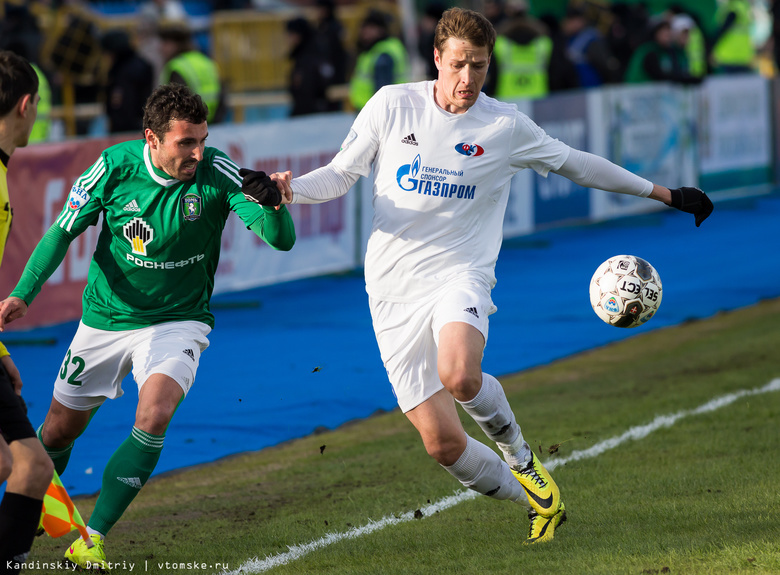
[11,139,295,330]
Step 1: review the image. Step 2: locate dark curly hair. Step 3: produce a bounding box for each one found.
[142,84,209,141]
[0,50,39,117]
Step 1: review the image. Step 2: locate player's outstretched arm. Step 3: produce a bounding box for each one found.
[555,149,713,227]
[0,297,28,332]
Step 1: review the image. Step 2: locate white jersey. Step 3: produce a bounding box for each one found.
[309,81,571,302]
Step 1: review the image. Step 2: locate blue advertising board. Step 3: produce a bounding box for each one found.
[531,92,590,226]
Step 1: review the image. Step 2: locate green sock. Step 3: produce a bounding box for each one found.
[36,407,100,476]
[87,427,164,535]
[37,424,72,476]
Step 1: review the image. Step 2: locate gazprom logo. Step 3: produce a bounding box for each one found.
[67,186,90,210]
[455,143,484,157]
[396,154,422,192]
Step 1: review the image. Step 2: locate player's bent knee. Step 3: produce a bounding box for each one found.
[440,371,482,402]
[42,405,92,448]
[41,423,81,448]
[424,437,466,467]
[135,407,175,436]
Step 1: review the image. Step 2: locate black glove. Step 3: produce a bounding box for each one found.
[669,186,713,227]
[239,168,282,207]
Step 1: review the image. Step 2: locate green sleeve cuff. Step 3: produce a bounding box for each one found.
[248,205,296,251]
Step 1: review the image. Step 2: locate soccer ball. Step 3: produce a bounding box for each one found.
[589,255,662,328]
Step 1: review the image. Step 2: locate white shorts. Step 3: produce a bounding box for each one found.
[369,277,497,413]
[53,320,211,411]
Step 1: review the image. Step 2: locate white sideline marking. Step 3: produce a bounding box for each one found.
[219,378,780,575]
[545,377,780,473]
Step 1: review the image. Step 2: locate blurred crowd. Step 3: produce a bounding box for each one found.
[0,0,776,140]
[479,0,771,101]
[0,0,237,139]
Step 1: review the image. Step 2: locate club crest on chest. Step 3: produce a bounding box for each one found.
[182,192,202,221]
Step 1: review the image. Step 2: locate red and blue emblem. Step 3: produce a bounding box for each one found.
[455,143,484,157]
[67,186,90,211]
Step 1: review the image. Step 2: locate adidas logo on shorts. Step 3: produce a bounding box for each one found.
[401,133,418,146]
[183,348,195,361]
[464,307,479,318]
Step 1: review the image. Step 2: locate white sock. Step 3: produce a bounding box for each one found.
[86,527,105,540]
[502,437,532,470]
[443,435,530,508]
[458,373,531,468]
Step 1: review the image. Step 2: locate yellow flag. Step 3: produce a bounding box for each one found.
[39,470,91,546]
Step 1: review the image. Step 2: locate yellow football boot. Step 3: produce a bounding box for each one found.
[511,450,561,517]
[525,501,567,544]
[64,534,110,572]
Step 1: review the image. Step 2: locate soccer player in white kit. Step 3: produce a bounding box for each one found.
[243,7,713,543]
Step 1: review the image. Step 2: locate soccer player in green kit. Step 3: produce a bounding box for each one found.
[0,84,295,570]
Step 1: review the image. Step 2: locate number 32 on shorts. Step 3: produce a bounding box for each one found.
[59,349,86,386]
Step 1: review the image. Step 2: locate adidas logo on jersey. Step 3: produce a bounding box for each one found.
[183,348,195,361]
[401,133,418,146]
[464,307,479,318]
[116,476,143,489]
[123,199,141,212]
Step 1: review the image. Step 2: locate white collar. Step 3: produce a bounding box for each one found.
[143,142,180,187]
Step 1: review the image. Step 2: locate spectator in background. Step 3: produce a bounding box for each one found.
[101,30,155,134]
[349,10,409,111]
[418,2,446,80]
[3,41,52,144]
[483,0,508,30]
[158,22,227,123]
[606,2,650,80]
[0,4,43,66]
[313,0,349,109]
[139,0,188,22]
[546,11,579,93]
[624,16,702,85]
[489,0,551,100]
[552,6,620,90]
[711,0,756,73]
[671,13,707,79]
[286,17,331,116]
[136,15,165,81]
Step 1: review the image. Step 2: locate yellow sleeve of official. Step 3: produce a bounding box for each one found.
[0,341,9,358]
